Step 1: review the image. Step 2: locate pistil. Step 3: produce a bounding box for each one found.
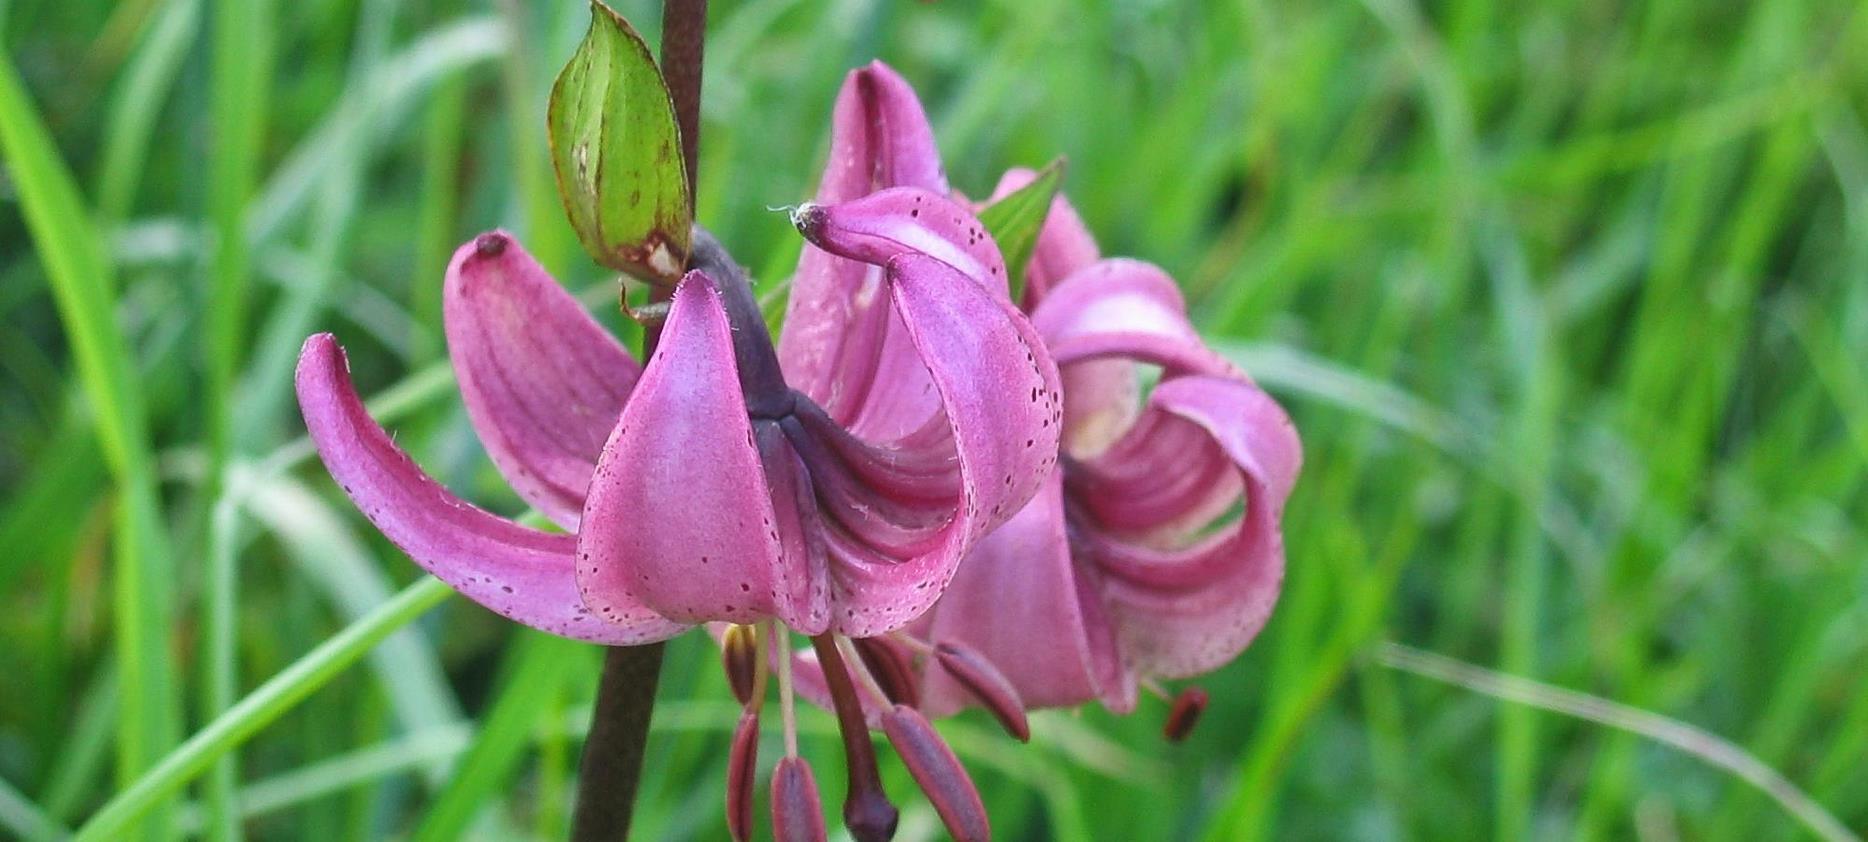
[809,633,899,842]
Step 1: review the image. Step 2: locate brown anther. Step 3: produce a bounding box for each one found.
[722,623,760,707]
[1163,686,1209,743]
[933,642,1030,742]
[725,709,760,841]
[881,705,990,842]
[771,756,828,842]
[853,636,921,708]
[810,634,899,842]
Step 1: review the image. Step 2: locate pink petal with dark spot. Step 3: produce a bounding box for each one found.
[295,334,679,644]
[575,272,828,632]
[445,231,637,529]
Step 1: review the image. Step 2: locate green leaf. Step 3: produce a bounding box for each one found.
[548,0,691,283]
[70,577,454,842]
[977,158,1065,302]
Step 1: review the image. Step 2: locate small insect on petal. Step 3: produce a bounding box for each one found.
[1163,686,1209,743]
[771,757,828,842]
[723,623,761,707]
[881,705,990,842]
[853,636,920,708]
[726,710,760,841]
[934,641,1030,742]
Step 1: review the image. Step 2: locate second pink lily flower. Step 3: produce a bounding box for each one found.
[782,62,1303,730]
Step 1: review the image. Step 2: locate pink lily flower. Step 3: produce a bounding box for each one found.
[911,171,1304,722]
[780,64,1302,743]
[294,66,1064,842]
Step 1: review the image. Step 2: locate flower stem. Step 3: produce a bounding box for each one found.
[569,644,666,842]
[660,0,705,204]
[569,4,708,839]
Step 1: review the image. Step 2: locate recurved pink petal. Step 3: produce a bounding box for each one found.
[1084,375,1301,680]
[1029,258,1234,377]
[1067,405,1242,541]
[575,273,828,633]
[815,252,1062,637]
[814,61,947,204]
[986,169,1099,306]
[778,62,946,423]
[1027,258,1236,457]
[445,231,637,530]
[919,475,1124,715]
[787,189,1011,441]
[295,334,679,645]
[793,189,1009,297]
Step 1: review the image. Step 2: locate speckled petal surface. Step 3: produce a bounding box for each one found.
[295,334,679,645]
[444,231,637,530]
[574,273,827,633]
[811,251,1062,637]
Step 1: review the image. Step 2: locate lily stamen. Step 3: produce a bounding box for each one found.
[809,633,899,842]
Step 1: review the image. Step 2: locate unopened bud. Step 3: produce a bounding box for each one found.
[882,704,990,842]
[934,641,1029,742]
[1163,686,1209,743]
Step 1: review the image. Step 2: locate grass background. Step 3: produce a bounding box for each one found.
[2,0,1866,838]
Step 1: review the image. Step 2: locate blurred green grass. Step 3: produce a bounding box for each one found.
[2,0,1865,839]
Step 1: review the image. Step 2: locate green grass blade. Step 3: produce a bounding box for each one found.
[1380,643,1861,842]
[94,0,200,222]
[69,577,454,842]
[199,0,274,835]
[0,46,179,837]
[0,773,68,842]
[410,630,586,841]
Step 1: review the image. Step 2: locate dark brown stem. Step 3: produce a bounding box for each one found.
[569,6,709,839]
[571,644,666,841]
[660,0,706,204]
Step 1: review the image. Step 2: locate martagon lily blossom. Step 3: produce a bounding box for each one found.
[778,64,1303,739]
[295,148,1061,841]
